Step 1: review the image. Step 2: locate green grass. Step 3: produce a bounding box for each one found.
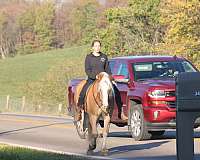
[0,46,88,97]
[0,144,89,160]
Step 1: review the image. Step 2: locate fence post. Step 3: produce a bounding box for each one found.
[58,103,62,116]
[38,104,41,114]
[6,95,10,111]
[21,96,25,112]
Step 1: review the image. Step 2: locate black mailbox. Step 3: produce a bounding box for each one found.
[177,72,200,111]
[176,72,200,160]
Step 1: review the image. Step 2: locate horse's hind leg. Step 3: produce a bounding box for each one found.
[101,115,110,156]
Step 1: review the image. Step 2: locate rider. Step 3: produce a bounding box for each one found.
[77,39,128,121]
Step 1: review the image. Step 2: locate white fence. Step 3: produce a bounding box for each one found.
[0,95,66,116]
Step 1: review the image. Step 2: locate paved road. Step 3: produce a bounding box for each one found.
[0,113,200,160]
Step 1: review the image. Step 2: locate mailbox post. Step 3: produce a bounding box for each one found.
[176,72,200,160]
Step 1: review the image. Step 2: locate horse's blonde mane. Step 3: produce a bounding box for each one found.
[97,72,114,107]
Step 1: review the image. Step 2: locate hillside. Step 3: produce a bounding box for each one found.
[0,46,87,98]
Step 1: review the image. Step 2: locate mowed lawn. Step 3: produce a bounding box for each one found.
[0,46,87,97]
[0,144,88,160]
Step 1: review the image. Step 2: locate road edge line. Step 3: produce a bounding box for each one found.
[0,113,73,120]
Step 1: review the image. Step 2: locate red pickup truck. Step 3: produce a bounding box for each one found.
[68,55,200,140]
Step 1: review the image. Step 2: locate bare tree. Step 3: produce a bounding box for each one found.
[0,1,28,58]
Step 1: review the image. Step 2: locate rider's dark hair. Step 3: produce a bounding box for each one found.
[91,40,101,47]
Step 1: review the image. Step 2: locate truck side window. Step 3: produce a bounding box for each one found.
[116,63,129,78]
[108,61,115,74]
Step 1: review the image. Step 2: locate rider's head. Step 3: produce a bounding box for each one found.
[91,40,101,53]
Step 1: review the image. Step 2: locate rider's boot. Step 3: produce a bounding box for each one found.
[120,112,128,121]
[118,108,128,121]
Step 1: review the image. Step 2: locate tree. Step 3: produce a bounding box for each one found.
[104,0,128,8]
[70,0,100,44]
[0,0,27,58]
[17,6,36,54]
[0,12,8,59]
[54,3,74,48]
[159,0,200,65]
[34,1,56,51]
[17,1,56,54]
[98,0,162,56]
[0,12,17,59]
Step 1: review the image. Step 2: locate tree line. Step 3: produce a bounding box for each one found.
[0,0,200,66]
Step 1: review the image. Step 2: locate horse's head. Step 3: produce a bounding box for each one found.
[96,72,114,108]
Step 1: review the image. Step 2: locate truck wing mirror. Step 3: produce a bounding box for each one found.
[112,75,129,83]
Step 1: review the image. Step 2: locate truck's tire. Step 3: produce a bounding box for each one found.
[74,120,87,139]
[129,103,151,141]
[73,107,88,139]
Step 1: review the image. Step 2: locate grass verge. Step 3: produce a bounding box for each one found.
[0,144,89,160]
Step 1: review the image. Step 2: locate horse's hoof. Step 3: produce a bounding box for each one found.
[100,149,109,156]
[87,150,93,155]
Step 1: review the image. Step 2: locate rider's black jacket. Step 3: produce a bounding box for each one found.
[85,52,112,80]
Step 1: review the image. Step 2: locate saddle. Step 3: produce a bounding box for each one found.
[75,80,94,111]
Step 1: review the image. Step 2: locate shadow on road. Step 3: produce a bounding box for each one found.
[124,155,177,160]
[108,141,169,155]
[156,130,200,140]
[123,154,200,160]
[108,130,200,140]
[108,131,132,138]
[94,141,169,156]
[108,131,175,140]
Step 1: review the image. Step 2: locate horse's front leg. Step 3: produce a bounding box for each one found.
[101,114,110,156]
[87,115,98,155]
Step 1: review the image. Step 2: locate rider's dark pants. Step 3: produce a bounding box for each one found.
[78,79,123,116]
[113,84,123,117]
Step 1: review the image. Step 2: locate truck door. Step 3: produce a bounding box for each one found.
[113,61,129,117]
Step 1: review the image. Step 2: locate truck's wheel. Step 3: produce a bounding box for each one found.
[129,103,151,141]
[74,120,87,139]
[73,107,87,139]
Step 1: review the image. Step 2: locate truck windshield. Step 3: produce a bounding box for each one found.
[133,61,197,81]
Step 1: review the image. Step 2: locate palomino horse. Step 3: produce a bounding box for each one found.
[74,72,114,155]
